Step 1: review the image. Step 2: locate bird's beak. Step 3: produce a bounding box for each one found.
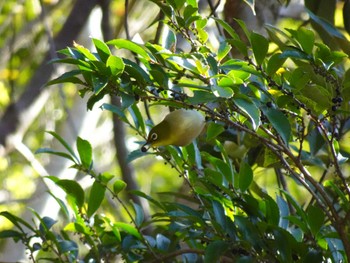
[141,141,151,152]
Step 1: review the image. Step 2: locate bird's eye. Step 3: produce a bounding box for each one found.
[151,133,158,141]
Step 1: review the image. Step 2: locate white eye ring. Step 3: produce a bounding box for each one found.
[151,133,158,141]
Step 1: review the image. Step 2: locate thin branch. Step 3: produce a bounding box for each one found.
[124,0,130,40]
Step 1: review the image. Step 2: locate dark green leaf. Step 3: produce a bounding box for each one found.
[238,161,253,191]
[0,211,35,232]
[212,200,226,230]
[92,38,111,63]
[46,70,85,86]
[76,137,92,168]
[213,18,239,39]
[206,122,225,141]
[250,32,269,65]
[132,202,144,227]
[263,196,280,226]
[39,216,57,234]
[124,59,152,85]
[266,53,286,75]
[280,49,310,61]
[87,181,106,218]
[92,74,108,94]
[0,230,23,240]
[156,234,170,251]
[307,205,325,236]
[234,97,260,130]
[56,179,85,209]
[127,149,149,163]
[276,196,289,229]
[59,240,78,254]
[128,104,145,133]
[204,240,229,263]
[227,39,248,57]
[307,9,345,39]
[101,103,129,124]
[262,107,291,145]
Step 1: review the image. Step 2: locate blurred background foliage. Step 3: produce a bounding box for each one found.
[0,0,350,261]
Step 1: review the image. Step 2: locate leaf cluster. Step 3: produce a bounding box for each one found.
[2,0,350,262]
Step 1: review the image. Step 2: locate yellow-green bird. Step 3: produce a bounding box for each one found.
[141,109,205,152]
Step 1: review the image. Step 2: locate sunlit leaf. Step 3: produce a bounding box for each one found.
[76,137,92,169]
[87,181,105,218]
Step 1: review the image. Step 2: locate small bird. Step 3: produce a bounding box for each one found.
[141,109,205,152]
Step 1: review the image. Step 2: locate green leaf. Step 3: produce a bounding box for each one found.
[238,161,253,192]
[218,41,232,61]
[113,179,127,195]
[234,97,260,130]
[307,9,345,39]
[227,39,248,57]
[58,240,78,254]
[132,202,144,227]
[212,18,239,39]
[263,196,280,226]
[0,230,23,240]
[76,137,92,168]
[91,74,108,94]
[297,27,315,54]
[128,104,145,133]
[101,103,129,124]
[127,149,149,163]
[156,234,170,251]
[45,131,79,163]
[124,59,152,85]
[211,84,234,98]
[106,55,125,76]
[212,200,226,230]
[107,39,153,60]
[35,148,76,163]
[92,38,111,63]
[39,216,57,234]
[114,222,142,239]
[46,70,85,86]
[250,32,269,65]
[48,191,70,219]
[0,211,35,232]
[87,181,106,218]
[307,205,325,236]
[262,107,291,145]
[162,26,177,51]
[183,5,198,23]
[206,122,225,141]
[55,179,85,209]
[266,53,286,75]
[204,240,229,263]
